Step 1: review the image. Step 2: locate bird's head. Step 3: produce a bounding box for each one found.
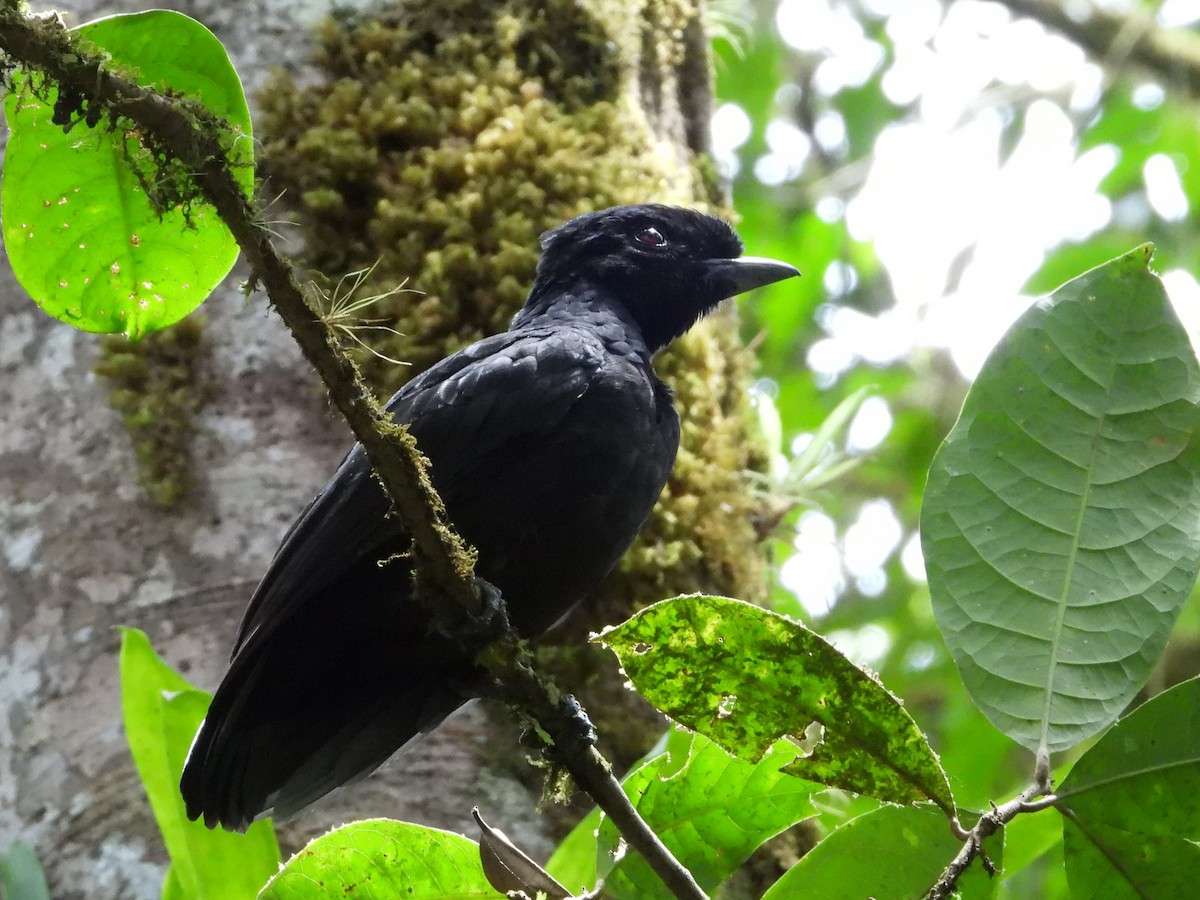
[520,205,799,351]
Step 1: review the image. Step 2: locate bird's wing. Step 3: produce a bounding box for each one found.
[230,326,605,655]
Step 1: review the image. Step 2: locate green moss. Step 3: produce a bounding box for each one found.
[93,315,208,507]
[259,1,714,385]
[258,0,769,767]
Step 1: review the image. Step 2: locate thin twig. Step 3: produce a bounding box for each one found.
[474,636,706,899]
[0,8,705,899]
[926,774,1056,899]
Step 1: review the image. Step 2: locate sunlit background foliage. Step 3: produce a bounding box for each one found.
[717,0,1200,888]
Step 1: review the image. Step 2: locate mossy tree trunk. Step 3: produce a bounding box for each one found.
[258,0,770,673]
[0,1,767,897]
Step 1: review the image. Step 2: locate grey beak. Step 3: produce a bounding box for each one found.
[704,256,801,298]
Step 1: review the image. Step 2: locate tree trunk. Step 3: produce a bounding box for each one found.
[0,1,764,896]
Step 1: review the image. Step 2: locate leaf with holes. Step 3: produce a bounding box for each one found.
[3,10,252,338]
[597,595,955,815]
[922,244,1200,754]
[1057,677,1200,899]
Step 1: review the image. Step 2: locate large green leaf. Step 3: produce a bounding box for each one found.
[2,10,252,337]
[1057,677,1200,899]
[258,820,497,899]
[589,730,814,899]
[598,595,955,814]
[119,628,279,899]
[761,804,1003,900]
[922,245,1200,753]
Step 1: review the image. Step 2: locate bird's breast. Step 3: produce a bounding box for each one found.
[432,360,678,635]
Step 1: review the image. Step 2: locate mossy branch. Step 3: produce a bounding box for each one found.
[0,7,705,898]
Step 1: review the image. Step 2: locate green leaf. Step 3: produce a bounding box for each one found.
[258,820,498,899]
[162,864,185,900]
[545,731,679,892]
[545,801,602,892]
[594,745,674,887]
[929,682,1025,815]
[1024,234,1148,297]
[1057,677,1200,899]
[762,804,1003,900]
[119,628,279,899]
[784,386,870,492]
[922,244,1200,754]
[1000,805,1064,892]
[1,842,50,900]
[592,730,815,899]
[597,595,956,814]
[2,10,252,337]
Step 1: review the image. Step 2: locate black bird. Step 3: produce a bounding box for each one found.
[180,204,798,830]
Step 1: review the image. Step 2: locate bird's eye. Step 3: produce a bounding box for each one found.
[635,226,668,247]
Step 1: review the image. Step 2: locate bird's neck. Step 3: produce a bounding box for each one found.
[513,280,656,362]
